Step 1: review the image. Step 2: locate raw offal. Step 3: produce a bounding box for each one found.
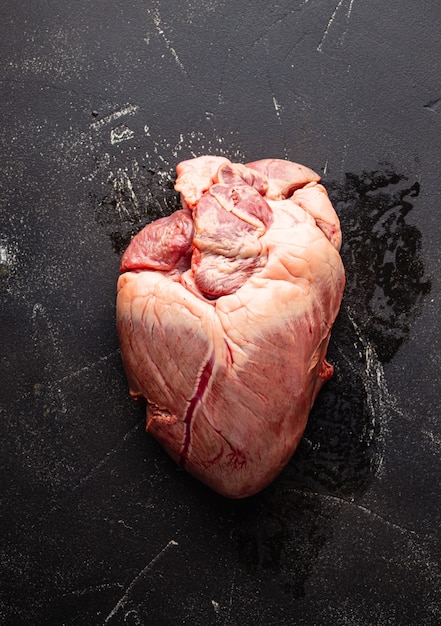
[116,156,345,498]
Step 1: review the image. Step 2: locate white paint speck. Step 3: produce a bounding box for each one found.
[110,125,135,145]
[90,104,139,132]
[0,241,15,269]
[211,600,220,614]
[272,96,281,112]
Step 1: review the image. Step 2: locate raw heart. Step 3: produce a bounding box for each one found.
[116,156,345,498]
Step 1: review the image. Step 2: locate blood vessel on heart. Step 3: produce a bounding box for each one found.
[117,155,345,498]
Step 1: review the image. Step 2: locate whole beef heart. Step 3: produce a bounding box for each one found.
[116,156,345,498]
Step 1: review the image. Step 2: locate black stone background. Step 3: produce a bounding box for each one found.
[1,1,440,624]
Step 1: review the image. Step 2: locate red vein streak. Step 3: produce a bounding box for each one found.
[179,351,215,467]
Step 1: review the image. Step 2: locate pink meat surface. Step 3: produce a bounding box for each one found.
[117,156,345,498]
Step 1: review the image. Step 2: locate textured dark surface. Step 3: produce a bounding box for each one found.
[1,1,440,624]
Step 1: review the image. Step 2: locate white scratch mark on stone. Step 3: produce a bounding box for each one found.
[424,98,441,113]
[56,350,121,384]
[336,306,406,480]
[32,418,145,530]
[421,429,441,454]
[272,94,286,154]
[346,307,393,416]
[224,565,237,625]
[347,0,356,18]
[71,419,144,490]
[104,540,179,623]
[343,497,417,537]
[317,0,355,53]
[90,104,139,131]
[272,96,282,120]
[288,488,419,538]
[151,8,187,75]
[317,0,345,52]
[252,0,312,46]
[65,582,124,598]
